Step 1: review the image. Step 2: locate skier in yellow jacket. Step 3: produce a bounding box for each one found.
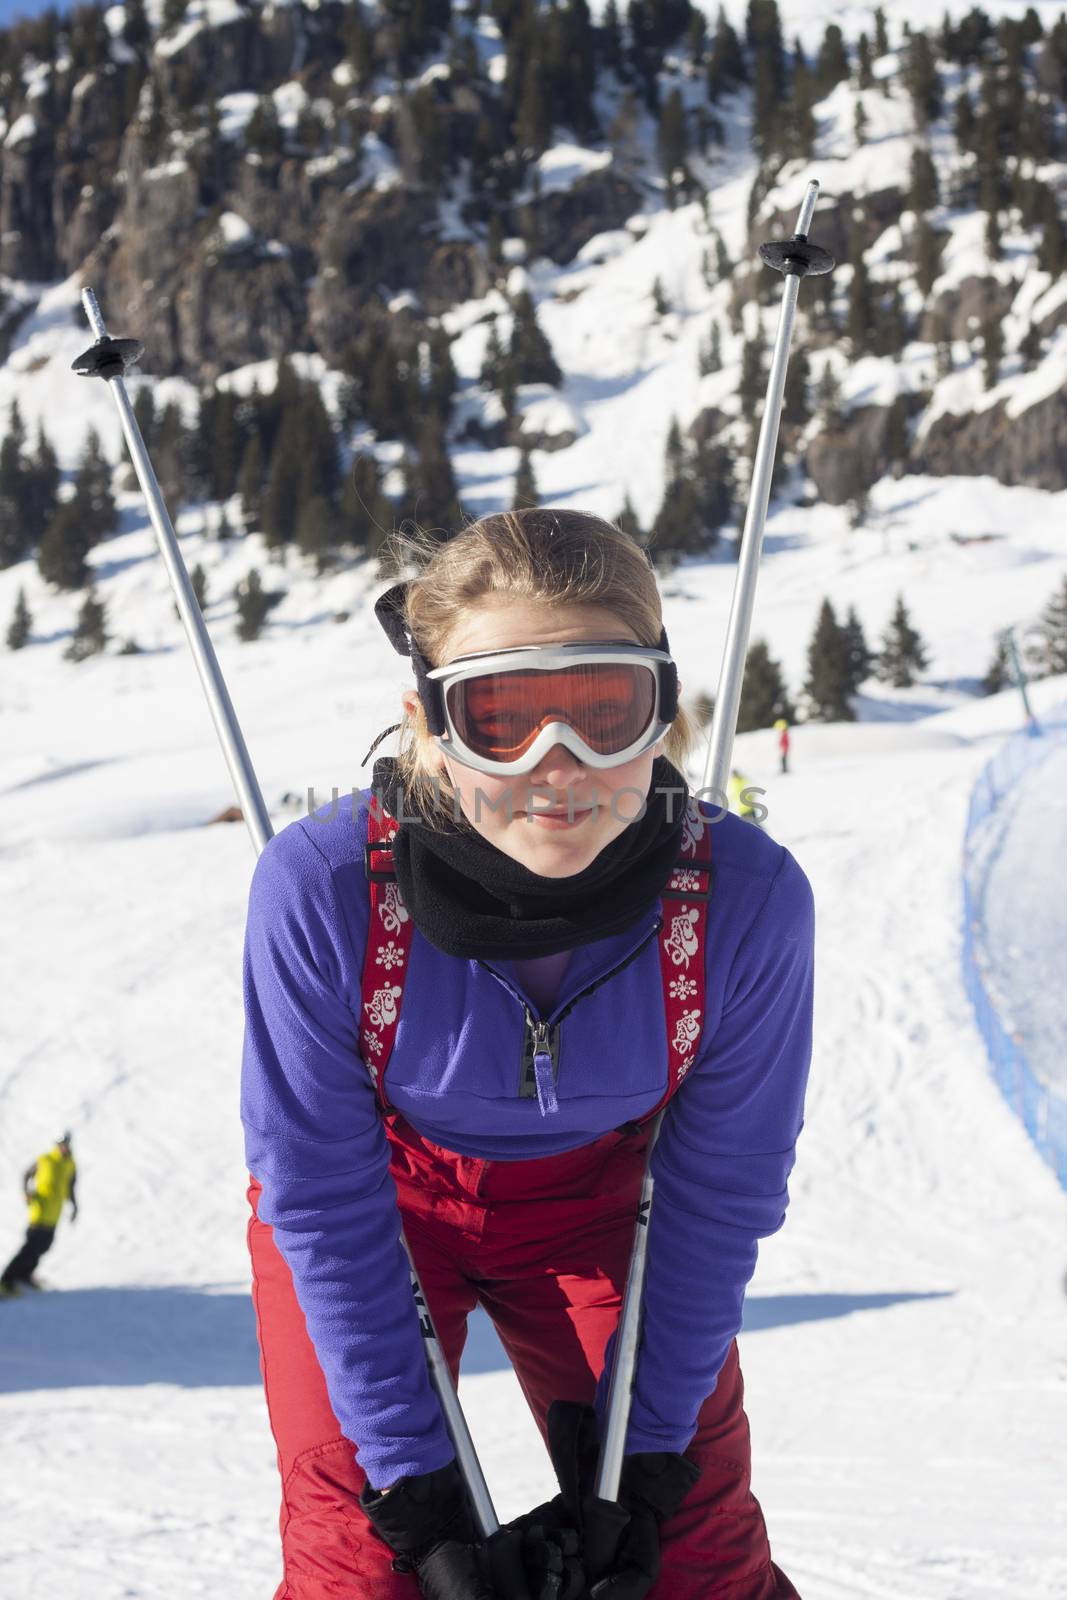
[1,1134,77,1296]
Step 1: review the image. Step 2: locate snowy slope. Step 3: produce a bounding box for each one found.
[2,609,1067,1598]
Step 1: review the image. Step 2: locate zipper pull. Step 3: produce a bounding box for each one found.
[531,1020,559,1117]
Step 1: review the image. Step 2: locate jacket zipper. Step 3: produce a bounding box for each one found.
[480,917,664,1116]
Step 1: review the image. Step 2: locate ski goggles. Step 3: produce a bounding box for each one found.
[425,643,676,774]
[374,584,678,775]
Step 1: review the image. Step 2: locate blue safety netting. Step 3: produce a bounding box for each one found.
[961,704,1067,1191]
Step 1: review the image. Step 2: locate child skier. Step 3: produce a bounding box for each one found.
[242,508,814,1599]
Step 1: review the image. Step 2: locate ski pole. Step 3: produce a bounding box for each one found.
[71,293,500,1538]
[595,181,834,1502]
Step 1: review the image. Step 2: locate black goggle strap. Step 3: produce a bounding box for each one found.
[374,583,446,735]
[375,583,676,735]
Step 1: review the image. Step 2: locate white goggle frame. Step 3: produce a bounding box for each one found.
[425,642,674,777]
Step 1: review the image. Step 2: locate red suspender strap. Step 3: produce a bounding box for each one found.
[357,796,711,1121]
[647,798,713,1120]
[359,801,413,1114]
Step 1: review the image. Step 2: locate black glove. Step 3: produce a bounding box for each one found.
[584,1450,700,1598]
[524,1402,700,1600]
[360,1458,573,1600]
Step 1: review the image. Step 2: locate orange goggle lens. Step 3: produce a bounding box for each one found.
[446,664,658,761]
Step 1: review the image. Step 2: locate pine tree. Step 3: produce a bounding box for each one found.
[905,30,941,126]
[908,146,939,212]
[847,250,873,355]
[0,399,35,567]
[657,88,688,205]
[651,276,669,317]
[616,493,644,544]
[877,594,930,687]
[782,346,811,427]
[410,417,463,535]
[25,422,59,547]
[815,23,849,97]
[699,322,723,377]
[516,56,551,156]
[509,291,562,387]
[261,419,303,553]
[235,568,271,641]
[191,562,208,611]
[856,32,873,89]
[873,6,888,57]
[805,599,855,721]
[691,436,733,543]
[747,0,786,156]
[738,319,767,423]
[1037,185,1067,276]
[297,495,339,574]
[74,428,117,544]
[844,605,874,688]
[913,216,945,296]
[1036,574,1067,676]
[1018,321,1043,370]
[6,586,31,649]
[981,630,1012,695]
[706,8,746,101]
[782,50,817,160]
[601,0,624,74]
[246,94,284,161]
[123,0,149,49]
[38,500,92,591]
[238,434,265,529]
[64,588,109,661]
[955,89,975,152]
[816,361,844,426]
[981,309,1004,390]
[339,455,393,559]
[738,639,794,732]
[513,443,539,508]
[854,99,868,150]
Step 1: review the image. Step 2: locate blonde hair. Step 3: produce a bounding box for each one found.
[385,508,697,823]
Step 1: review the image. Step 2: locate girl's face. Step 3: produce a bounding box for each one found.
[403,599,670,879]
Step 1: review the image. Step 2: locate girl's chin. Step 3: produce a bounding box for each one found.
[501,827,606,877]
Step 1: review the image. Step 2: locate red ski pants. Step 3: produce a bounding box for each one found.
[247,1118,799,1599]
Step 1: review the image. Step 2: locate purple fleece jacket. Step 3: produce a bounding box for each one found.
[241,791,814,1489]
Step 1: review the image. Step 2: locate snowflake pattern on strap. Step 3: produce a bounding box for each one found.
[375,939,406,972]
[669,975,697,1001]
[668,867,703,893]
[664,906,700,968]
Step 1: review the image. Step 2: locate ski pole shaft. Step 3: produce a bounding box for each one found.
[595,182,833,1503]
[80,289,273,855]
[73,294,499,1537]
[703,180,821,797]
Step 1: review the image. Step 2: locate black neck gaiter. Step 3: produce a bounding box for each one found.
[370,756,689,961]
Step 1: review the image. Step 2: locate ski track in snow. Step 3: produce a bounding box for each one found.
[982,740,1067,1095]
